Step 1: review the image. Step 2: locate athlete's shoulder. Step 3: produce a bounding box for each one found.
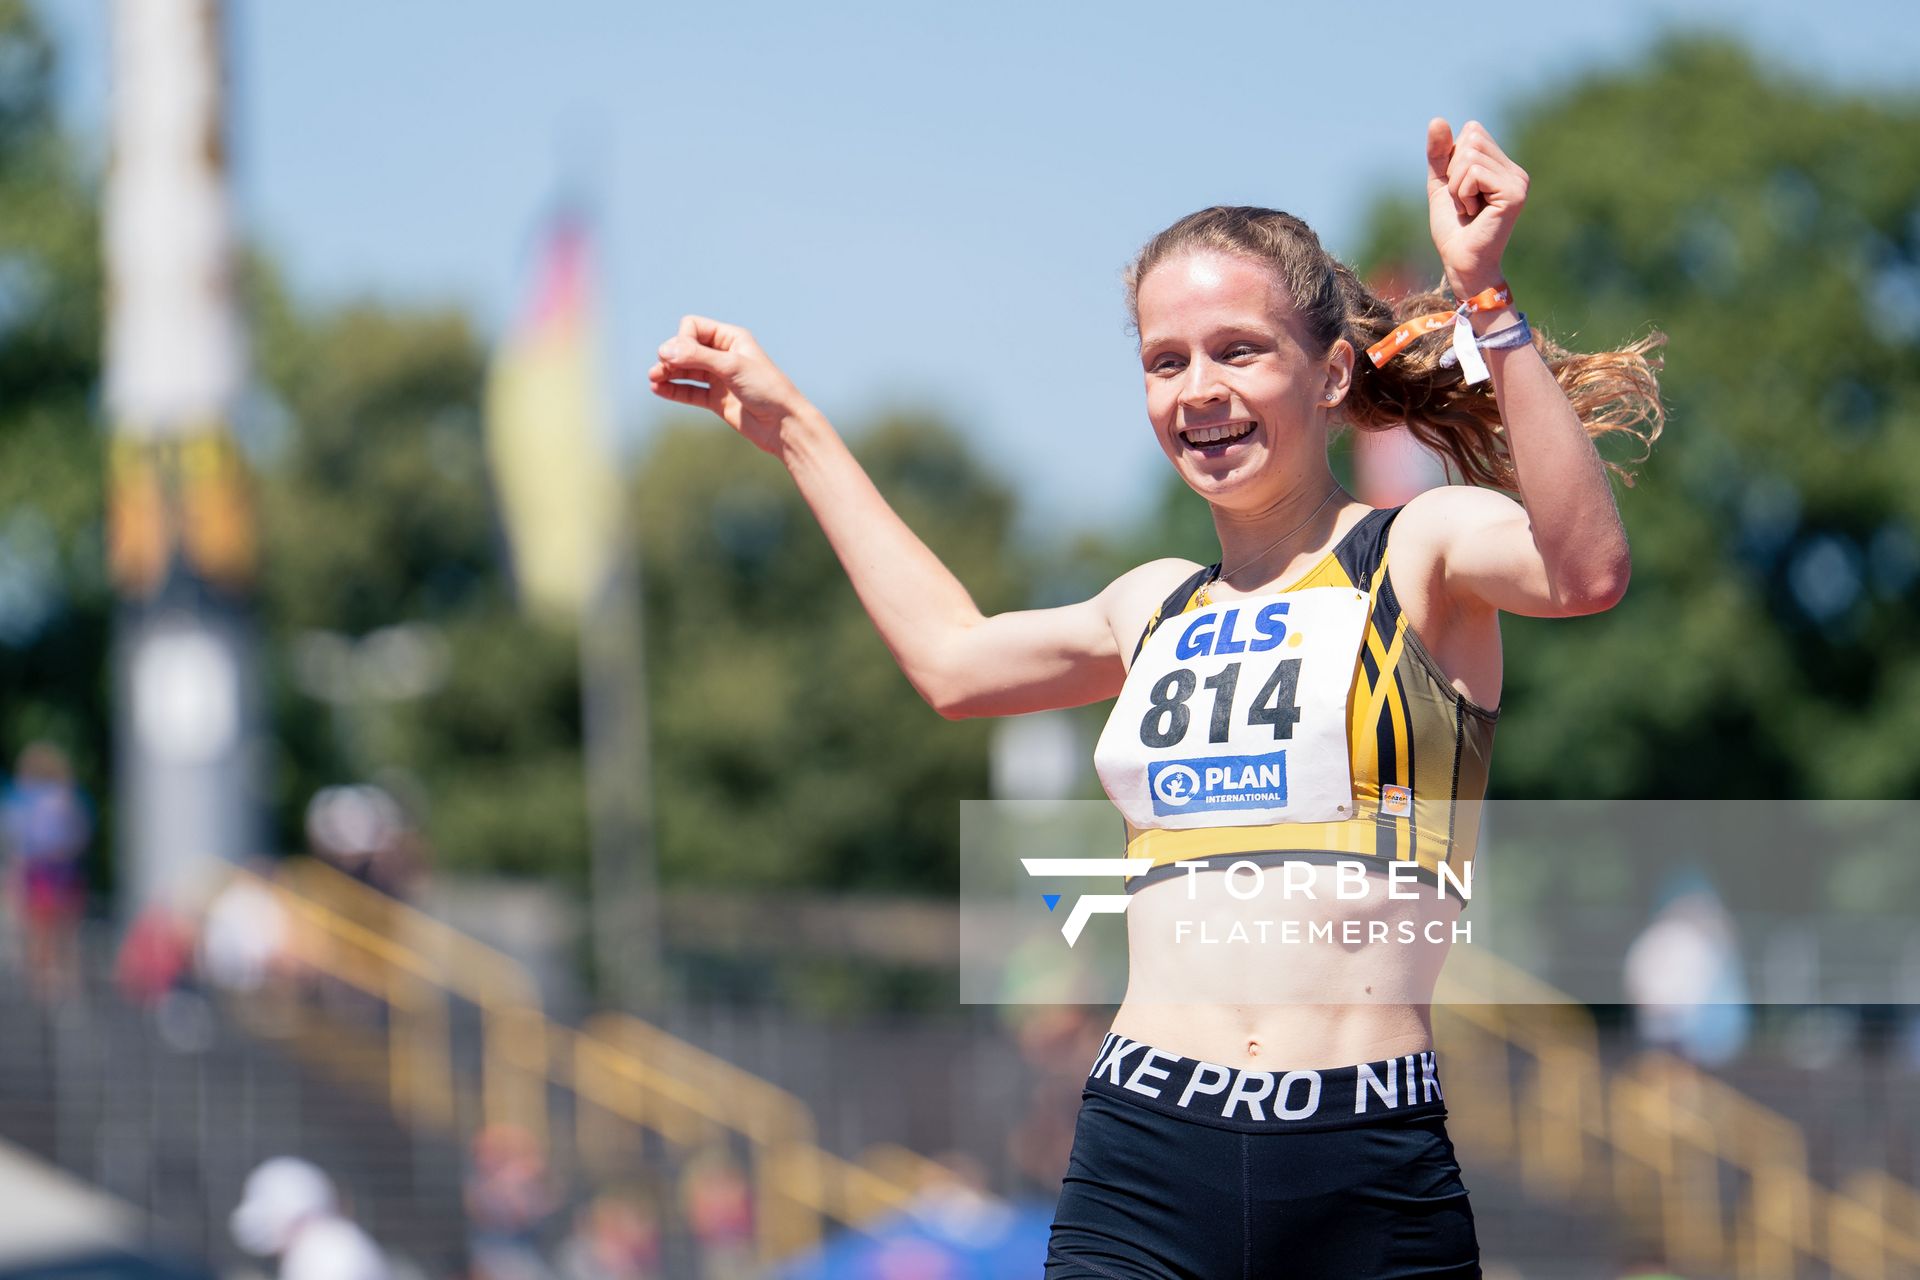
[1100,557,1209,617]
[1397,484,1521,525]
[1390,486,1534,619]
[1098,558,1212,670]
[1105,556,1209,597]
[1391,486,1525,557]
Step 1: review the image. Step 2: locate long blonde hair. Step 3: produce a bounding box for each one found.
[1125,206,1665,489]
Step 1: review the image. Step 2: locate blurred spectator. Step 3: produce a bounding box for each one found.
[200,860,292,994]
[554,1187,663,1280]
[1003,1005,1100,1195]
[679,1148,755,1280]
[232,1156,390,1280]
[465,1124,558,1280]
[304,784,427,902]
[1623,869,1752,1067]
[1,742,92,1000]
[117,899,219,1051]
[115,901,195,1009]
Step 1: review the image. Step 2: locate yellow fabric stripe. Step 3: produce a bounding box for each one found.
[1366,616,1411,858]
[1125,820,1447,874]
[1361,615,1408,750]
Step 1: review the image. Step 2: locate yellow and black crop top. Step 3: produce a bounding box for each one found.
[1117,505,1497,894]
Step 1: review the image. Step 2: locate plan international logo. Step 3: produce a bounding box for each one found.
[1021,858,1151,946]
[1148,750,1289,817]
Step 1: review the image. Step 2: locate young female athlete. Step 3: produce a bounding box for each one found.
[650,119,1662,1278]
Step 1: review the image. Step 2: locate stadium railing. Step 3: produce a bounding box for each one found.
[253,857,1920,1277]
[248,858,943,1264]
[1437,947,1920,1278]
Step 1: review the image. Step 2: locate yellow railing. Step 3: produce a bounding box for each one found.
[248,858,942,1266]
[1435,946,1920,1279]
[257,858,1920,1277]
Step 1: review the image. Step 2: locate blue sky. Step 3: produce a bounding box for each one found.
[35,1,1920,537]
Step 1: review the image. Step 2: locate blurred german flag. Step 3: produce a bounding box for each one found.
[485,215,622,623]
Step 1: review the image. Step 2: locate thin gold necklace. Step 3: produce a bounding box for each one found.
[1195,485,1343,607]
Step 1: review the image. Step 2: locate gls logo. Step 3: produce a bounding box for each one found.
[1176,602,1290,659]
[1021,859,1152,946]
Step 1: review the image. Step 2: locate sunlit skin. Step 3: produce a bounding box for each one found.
[646,118,1634,1068]
[1135,249,1351,523]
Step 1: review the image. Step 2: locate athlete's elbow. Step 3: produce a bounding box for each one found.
[924,669,1005,719]
[1558,551,1630,615]
[920,680,967,719]
[927,688,997,720]
[912,664,982,720]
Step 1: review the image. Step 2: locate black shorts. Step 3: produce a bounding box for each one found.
[1044,1034,1480,1279]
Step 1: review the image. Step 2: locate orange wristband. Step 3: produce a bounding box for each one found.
[1365,283,1513,368]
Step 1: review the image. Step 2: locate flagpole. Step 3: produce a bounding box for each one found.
[485,207,663,1011]
[580,532,664,1010]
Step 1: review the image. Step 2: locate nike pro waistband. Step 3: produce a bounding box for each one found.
[1085,1032,1447,1134]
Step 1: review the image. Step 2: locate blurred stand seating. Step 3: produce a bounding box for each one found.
[6,856,1920,1277]
[0,915,469,1275]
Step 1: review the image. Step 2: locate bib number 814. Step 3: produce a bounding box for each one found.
[1139,658,1302,749]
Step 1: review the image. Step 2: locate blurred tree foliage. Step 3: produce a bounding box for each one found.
[0,0,110,882]
[254,255,1022,888]
[253,289,1020,893]
[248,276,592,876]
[633,415,1018,892]
[1335,37,1920,802]
[0,2,1016,903]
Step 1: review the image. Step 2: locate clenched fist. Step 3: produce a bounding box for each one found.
[1425,118,1529,301]
[649,316,811,457]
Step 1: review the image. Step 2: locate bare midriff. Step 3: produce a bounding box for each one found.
[1109,860,1461,1071]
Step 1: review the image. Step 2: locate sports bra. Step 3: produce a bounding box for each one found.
[1091,506,1497,898]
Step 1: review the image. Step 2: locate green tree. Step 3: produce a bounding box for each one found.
[0,0,111,879]
[634,413,1023,894]
[0,0,1029,943]
[249,273,590,876]
[1331,36,1920,802]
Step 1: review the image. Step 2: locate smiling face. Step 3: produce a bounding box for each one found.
[1136,249,1352,512]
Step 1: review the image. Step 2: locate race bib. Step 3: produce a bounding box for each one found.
[1094,586,1371,831]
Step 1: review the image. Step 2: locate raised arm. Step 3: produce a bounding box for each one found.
[1399,118,1634,619]
[649,316,1189,717]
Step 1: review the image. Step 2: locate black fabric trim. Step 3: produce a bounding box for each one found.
[1375,562,1406,634]
[1447,698,1465,854]
[1401,664,1417,867]
[1132,563,1220,663]
[1335,505,1405,590]
[1398,615,1501,721]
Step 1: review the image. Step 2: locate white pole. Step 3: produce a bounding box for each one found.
[106,0,257,915]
